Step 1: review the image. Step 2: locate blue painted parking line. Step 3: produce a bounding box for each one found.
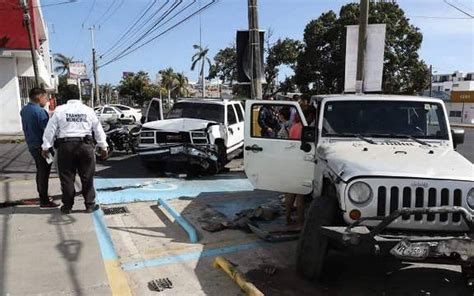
[92,209,118,260]
[158,197,198,243]
[121,241,269,271]
[94,176,254,204]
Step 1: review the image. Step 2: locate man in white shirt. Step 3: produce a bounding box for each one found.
[41,88,108,214]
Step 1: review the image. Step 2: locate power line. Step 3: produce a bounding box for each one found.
[101,0,125,25]
[408,15,473,19]
[99,0,218,68]
[100,0,169,58]
[99,0,158,56]
[100,0,187,63]
[444,0,474,18]
[100,0,184,60]
[81,0,97,26]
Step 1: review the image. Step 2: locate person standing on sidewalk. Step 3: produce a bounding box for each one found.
[41,87,108,214]
[20,88,59,209]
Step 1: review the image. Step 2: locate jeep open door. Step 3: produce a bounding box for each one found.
[142,97,164,123]
[244,100,316,194]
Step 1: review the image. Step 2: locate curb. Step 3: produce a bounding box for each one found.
[157,197,198,243]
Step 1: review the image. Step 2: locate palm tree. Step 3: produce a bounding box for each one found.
[174,73,189,98]
[191,44,211,97]
[159,67,178,105]
[53,53,73,76]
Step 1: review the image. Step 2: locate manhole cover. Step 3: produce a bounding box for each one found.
[103,206,129,215]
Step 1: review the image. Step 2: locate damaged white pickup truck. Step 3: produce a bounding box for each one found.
[244,94,474,285]
[138,98,245,174]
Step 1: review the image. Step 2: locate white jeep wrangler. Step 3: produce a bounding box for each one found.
[244,95,474,283]
[138,98,245,174]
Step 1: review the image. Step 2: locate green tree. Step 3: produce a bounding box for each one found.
[191,44,212,97]
[53,53,73,76]
[173,73,189,98]
[208,45,237,85]
[264,38,302,96]
[118,71,157,107]
[159,67,178,104]
[295,2,430,95]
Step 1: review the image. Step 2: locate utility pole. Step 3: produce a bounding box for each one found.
[89,26,99,108]
[20,0,40,87]
[248,0,263,100]
[355,0,369,94]
[429,65,433,97]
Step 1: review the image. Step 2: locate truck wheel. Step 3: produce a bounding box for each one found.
[296,194,338,281]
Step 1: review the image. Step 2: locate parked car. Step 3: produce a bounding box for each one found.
[94,105,134,124]
[243,94,474,285]
[110,104,142,123]
[137,98,245,174]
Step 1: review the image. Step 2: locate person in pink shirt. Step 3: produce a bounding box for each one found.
[289,113,303,140]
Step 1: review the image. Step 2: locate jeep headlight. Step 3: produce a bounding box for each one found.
[467,188,474,209]
[348,182,373,204]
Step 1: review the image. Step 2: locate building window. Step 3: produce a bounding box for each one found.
[18,76,36,106]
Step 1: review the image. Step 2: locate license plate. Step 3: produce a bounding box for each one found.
[390,239,430,260]
[170,146,183,154]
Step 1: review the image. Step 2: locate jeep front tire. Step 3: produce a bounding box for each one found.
[296,194,338,280]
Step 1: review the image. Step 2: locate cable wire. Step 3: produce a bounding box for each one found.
[99,0,157,56]
[100,0,184,60]
[100,0,171,59]
[99,0,218,68]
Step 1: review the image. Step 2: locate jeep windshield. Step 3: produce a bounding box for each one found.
[166,102,224,123]
[322,100,449,140]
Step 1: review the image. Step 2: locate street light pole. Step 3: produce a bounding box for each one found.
[429,64,433,97]
[248,0,263,100]
[355,0,369,94]
[89,26,100,108]
[20,0,40,87]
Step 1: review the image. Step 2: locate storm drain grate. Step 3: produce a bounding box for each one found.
[103,206,129,215]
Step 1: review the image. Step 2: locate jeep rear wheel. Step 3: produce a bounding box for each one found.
[296,194,338,280]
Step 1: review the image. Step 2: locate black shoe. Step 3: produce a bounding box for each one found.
[60,205,72,214]
[40,201,60,209]
[85,204,100,213]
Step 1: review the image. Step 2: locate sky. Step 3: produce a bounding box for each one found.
[41,0,474,85]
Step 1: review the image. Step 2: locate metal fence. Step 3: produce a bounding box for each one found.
[18,76,36,106]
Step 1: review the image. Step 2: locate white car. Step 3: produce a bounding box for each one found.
[94,105,134,124]
[138,98,245,174]
[110,104,142,123]
[244,94,474,284]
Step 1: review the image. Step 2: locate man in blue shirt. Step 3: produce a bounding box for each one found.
[20,87,59,209]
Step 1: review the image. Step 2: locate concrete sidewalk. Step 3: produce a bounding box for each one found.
[1,146,114,295]
[0,204,112,295]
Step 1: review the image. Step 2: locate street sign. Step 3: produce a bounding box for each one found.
[69,62,87,79]
[344,24,386,93]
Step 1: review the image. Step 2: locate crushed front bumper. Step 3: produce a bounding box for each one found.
[322,206,474,263]
[138,144,219,170]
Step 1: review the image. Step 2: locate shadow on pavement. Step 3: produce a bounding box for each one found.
[0,201,85,295]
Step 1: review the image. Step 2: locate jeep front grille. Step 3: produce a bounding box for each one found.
[376,186,463,224]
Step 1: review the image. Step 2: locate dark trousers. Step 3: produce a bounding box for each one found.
[30,148,52,205]
[57,141,96,209]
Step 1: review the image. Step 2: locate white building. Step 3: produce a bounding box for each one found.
[431,71,474,93]
[0,0,56,135]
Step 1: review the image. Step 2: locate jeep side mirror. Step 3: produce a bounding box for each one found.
[452,128,465,148]
[301,126,316,143]
[300,126,316,152]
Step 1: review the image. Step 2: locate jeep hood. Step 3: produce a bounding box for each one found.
[143,118,215,132]
[318,141,474,182]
